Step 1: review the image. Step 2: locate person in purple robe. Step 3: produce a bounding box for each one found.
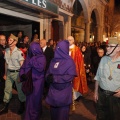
[45,40,77,120]
[20,42,46,120]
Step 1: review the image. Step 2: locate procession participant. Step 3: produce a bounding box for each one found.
[46,40,76,120]
[20,42,46,120]
[67,36,88,101]
[0,34,26,115]
[94,37,120,120]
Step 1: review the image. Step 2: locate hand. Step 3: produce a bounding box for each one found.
[94,91,98,103]
[3,75,6,80]
[113,90,120,98]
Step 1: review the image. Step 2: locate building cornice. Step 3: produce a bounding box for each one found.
[59,8,73,17]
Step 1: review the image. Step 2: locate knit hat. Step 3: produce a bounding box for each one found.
[108,37,120,45]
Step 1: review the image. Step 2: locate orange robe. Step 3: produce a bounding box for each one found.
[70,45,88,94]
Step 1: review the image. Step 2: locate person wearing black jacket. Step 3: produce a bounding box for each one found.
[40,39,54,73]
[40,39,54,96]
[0,34,8,103]
[81,45,91,83]
[93,47,105,75]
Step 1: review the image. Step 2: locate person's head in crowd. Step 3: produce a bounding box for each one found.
[48,39,54,46]
[0,34,6,46]
[19,43,28,51]
[67,36,74,46]
[33,34,38,39]
[19,43,28,59]
[97,48,105,57]
[81,45,87,53]
[101,41,106,46]
[8,34,18,47]
[17,31,23,38]
[40,39,47,48]
[23,35,29,44]
[106,37,120,57]
[95,42,99,47]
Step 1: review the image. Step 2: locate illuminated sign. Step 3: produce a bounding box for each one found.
[22,0,58,14]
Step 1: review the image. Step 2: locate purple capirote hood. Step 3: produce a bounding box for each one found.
[47,40,76,76]
[54,40,69,59]
[29,42,43,56]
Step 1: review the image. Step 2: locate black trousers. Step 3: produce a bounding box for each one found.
[0,80,5,103]
[96,88,120,120]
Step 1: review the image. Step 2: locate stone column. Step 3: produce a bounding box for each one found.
[85,22,90,43]
[40,19,44,39]
[96,25,104,42]
[67,16,72,36]
[48,19,52,41]
[96,25,101,42]
[100,26,103,42]
[63,16,72,39]
[44,19,49,40]
[64,18,68,39]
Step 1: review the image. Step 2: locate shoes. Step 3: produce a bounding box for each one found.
[17,101,25,114]
[0,102,9,115]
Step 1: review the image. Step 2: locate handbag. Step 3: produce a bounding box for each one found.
[21,69,33,96]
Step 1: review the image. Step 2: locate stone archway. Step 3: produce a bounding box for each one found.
[71,0,89,42]
[78,0,90,42]
[72,0,89,21]
[90,8,102,42]
[77,0,89,22]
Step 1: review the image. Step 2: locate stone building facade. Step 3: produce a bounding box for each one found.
[0,0,108,42]
[47,0,108,42]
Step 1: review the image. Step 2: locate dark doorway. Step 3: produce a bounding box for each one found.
[0,14,40,40]
[51,20,59,42]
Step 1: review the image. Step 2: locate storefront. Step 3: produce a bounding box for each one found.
[0,0,58,40]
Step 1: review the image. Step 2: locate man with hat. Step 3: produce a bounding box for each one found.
[94,37,120,120]
[0,34,26,115]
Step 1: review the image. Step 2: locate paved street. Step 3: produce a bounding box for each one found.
[0,82,96,120]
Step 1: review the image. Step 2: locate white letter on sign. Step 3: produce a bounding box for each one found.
[42,0,46,8]
[32,0,36,5]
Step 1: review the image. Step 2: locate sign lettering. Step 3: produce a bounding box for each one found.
[24,0,47,9]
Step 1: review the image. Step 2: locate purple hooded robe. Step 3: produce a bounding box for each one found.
[20,42,46,120]
[45,40,76,120]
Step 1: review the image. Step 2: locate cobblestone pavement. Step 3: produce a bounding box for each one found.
[0,82,96,120]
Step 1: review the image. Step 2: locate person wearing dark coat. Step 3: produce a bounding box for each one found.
[40,39,54,73]
[93,47,105,75]
[0,34,8,103]
[40,39,54,97]
[17,31,23,48]
[20,42,46,120]
[81,45,91,82]
[45,40,77,120]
